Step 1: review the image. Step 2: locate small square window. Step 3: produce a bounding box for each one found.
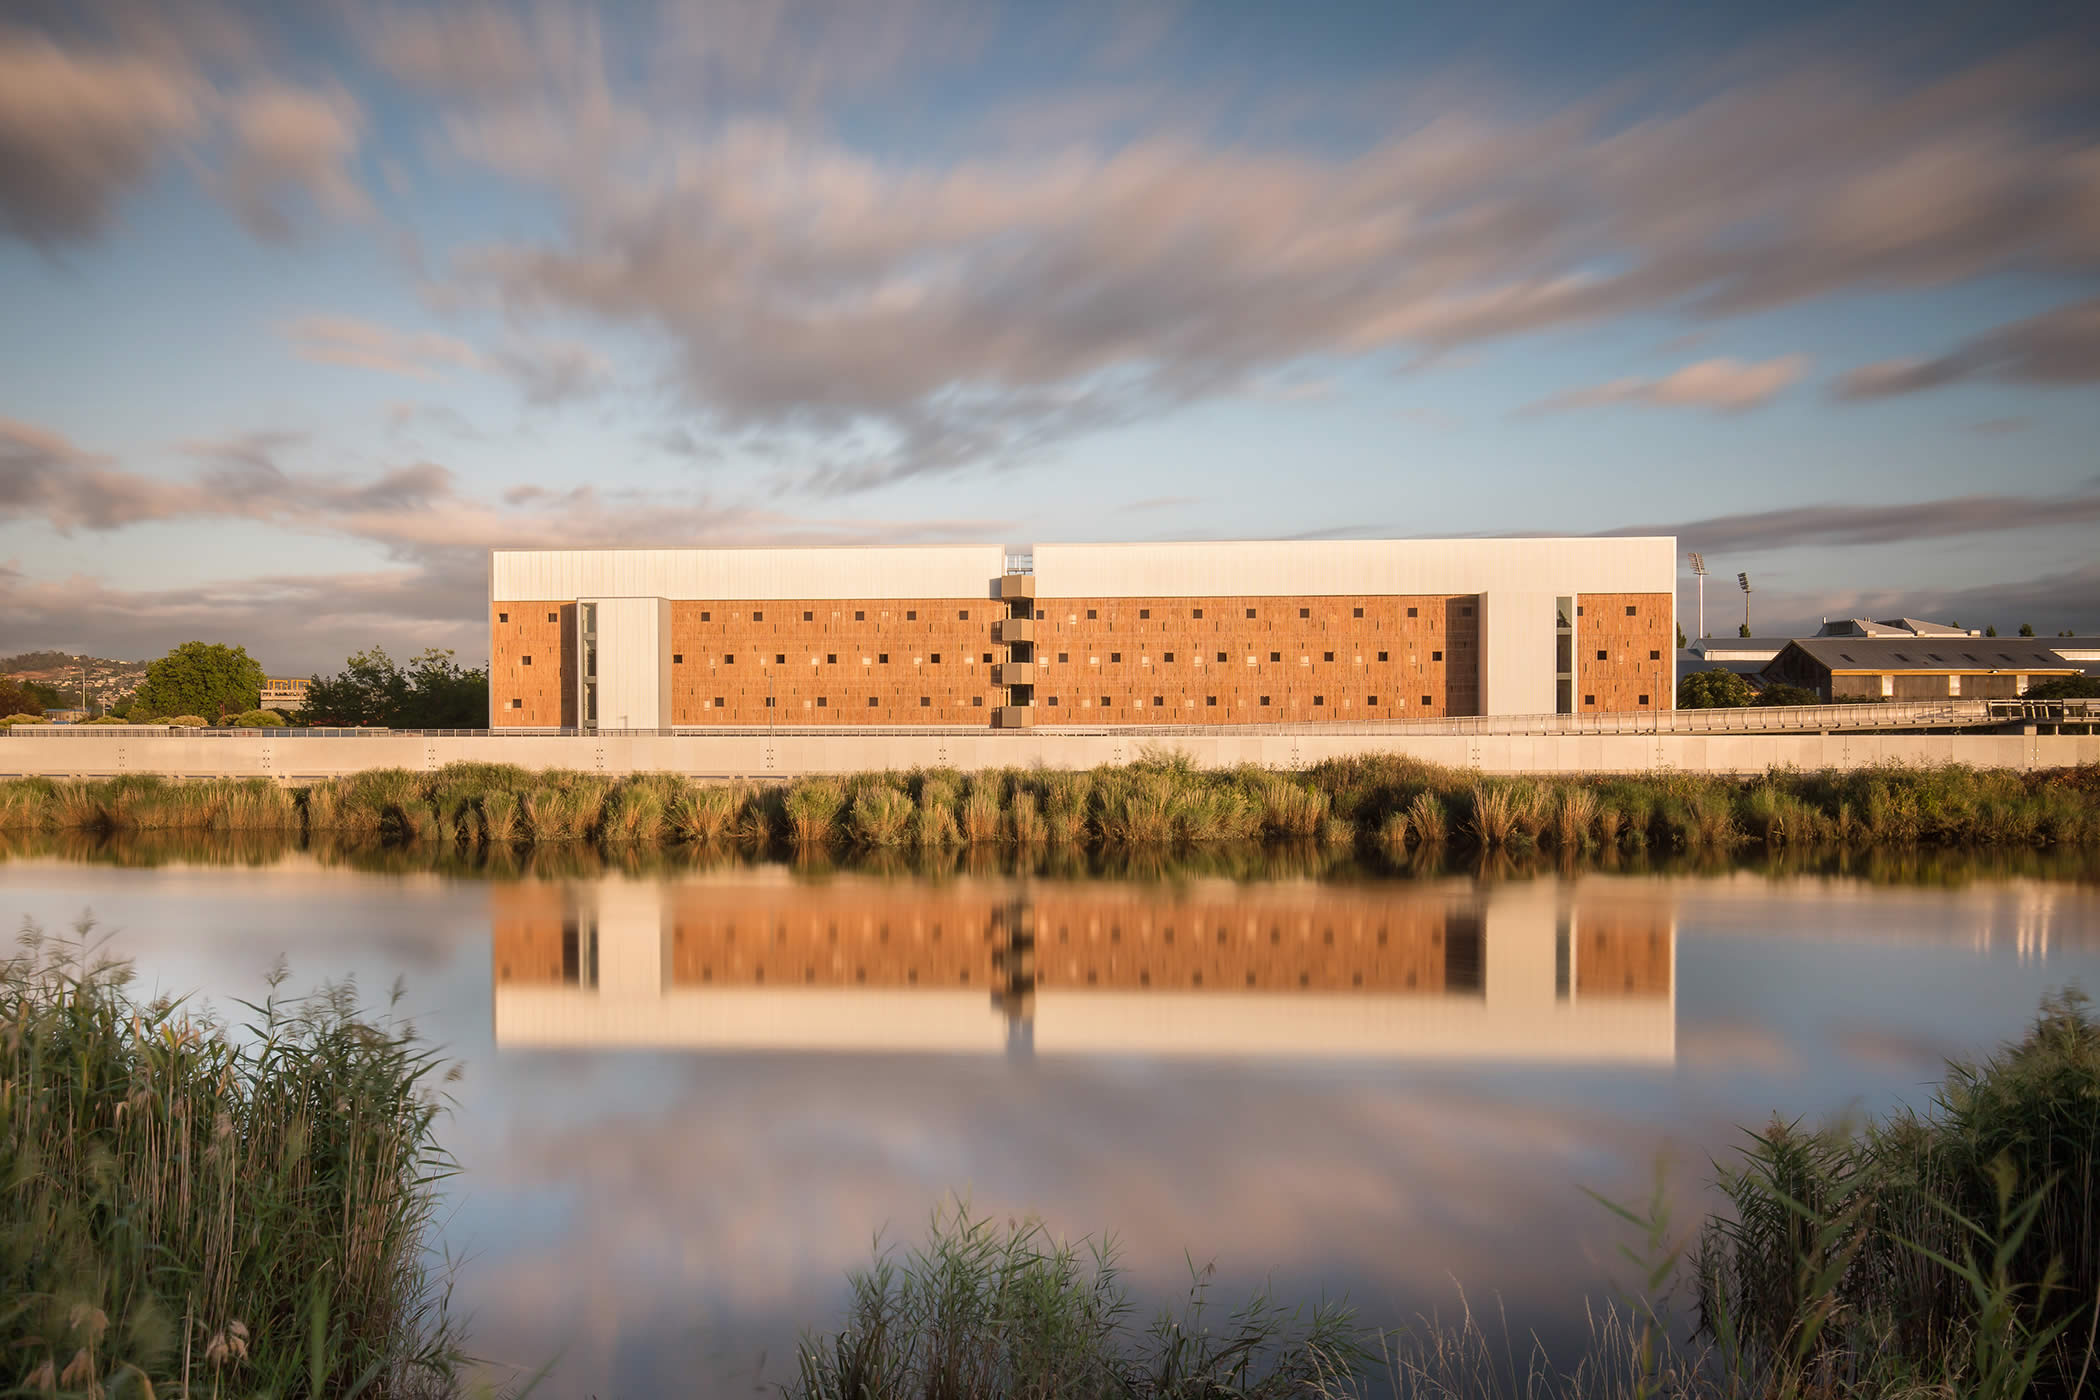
[673,653,684,664]
[1378,651,1389,661]
[1575,606,1583,617]
[1246,608,1256,619]
[1216,651,1227,662]
[826,653,837,664]
[1323,651,1334,662]
[1152,694,1164,706]
[879,653,889,664]
[1139,608,1151,619]
[725,653,735,664]
[1046,696,1058,707]
[776,653,787,664]
[1407,607,1417,618]
[1192,607,1204,619]
[753,610,764,621]
[1313,695,1324,706]
[958,609,969,620]
[906,609,917,621]
[521,655,532,665]
[1110,651,1122,663]
[973,696,985,707]
[1432,650,1442,662]
[701,610,712,622]
[507,697,522,709]
[931,652,942,663]
[1626,605,1637,617]
[982,652,992,663]
[868,696,879,707]
[1462,605,1474,617]
[1259,695,1271,706]
[1269,651,1281,662]
[1367,695,1378,705]
[1206,696,1217,706]
[1057,651,1069,663]
[1035,608,1045,619]
[1584,694,1596,706]
[803,610,813,621]
[1353,607,1364,618]
[1299,607,1310,618]
[1087,608,1098,619]
[817,696,828,707]
[713,696,725,707]
[1421,694,1432,706]
[764,696,776,708]
[1649,649,1661,660]
[1638,694,1650,705]
[1100,695,1112,707]
[547,611,557,622]
[1596,649,1608,661]
[1164,651,1175,662]
[919,696,931,707]
[497,611,508,623]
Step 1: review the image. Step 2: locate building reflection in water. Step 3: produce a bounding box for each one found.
[491,876,1675,1062]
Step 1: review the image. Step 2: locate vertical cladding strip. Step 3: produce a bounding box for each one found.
[669,599,1001,725]
[1575,595,1675,713]
[1027,594,1480,722]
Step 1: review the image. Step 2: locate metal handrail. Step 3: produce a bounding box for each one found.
[0,698,2052,741]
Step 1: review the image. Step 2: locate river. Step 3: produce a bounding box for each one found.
[3,839,2095,1396]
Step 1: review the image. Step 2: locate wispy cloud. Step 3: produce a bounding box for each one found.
[1523,356,1809,416]
[1836,295,2100,399]
[283,315,482,378]
[1615,482,2100,554]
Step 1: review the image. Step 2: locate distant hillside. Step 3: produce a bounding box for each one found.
[2,653,150,710]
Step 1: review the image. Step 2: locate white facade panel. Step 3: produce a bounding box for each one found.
[1032,538,1674,598]
[1480,590,1558,717]
[582,596,671,729]
[493,546,1007,602]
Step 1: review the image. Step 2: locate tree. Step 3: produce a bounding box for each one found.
[1985,625,1998,637]
[1738,622,1752,638]
[1678,668,1754,709]
[1755,683,1823,707]
[303,648,488,728]
[2024,676,2100,700]
[0,678,35,717]
[2018,622,2035,636]
[130,642,264,721]
[1676,624,1687,648]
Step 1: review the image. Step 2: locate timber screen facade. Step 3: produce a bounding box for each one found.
[489,539,1676,728]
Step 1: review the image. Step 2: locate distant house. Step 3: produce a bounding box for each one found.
[1815,617,1978,639]
[1761,638,2082,701]
[260,677,310,712]
[41,707,89,723]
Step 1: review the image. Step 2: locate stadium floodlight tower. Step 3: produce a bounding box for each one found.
[1737,571,1753,636]
[1687,552,1708,640]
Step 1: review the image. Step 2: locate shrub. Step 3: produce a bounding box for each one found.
[1754,683,1823,707]
[1679,668,1754,709]
[848,785,915,847]
[2024,675,2100,700]
[231,709,288,727]
[784,778,846,845]
[165,715,210,728]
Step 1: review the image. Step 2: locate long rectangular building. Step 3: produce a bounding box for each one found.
[487,538,1677,728]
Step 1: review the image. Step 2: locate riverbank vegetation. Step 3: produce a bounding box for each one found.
[1,925,462,1397]
[2,756,2096,855]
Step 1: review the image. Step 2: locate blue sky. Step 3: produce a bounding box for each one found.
[3,0,2097,673]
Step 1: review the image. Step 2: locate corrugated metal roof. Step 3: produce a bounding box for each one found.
[1774,638,2081,671]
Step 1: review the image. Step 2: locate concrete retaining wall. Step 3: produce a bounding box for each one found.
[2,729,2094,780]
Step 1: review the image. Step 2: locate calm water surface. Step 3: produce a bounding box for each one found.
[3,845,2097,1397]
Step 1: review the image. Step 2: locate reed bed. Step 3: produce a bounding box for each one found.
[1,757,2094,854]
[2,922,461,1397]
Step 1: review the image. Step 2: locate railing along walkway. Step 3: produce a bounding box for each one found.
[5,698,2072,741]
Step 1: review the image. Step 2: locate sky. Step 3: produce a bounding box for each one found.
[2,0,2098,674]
